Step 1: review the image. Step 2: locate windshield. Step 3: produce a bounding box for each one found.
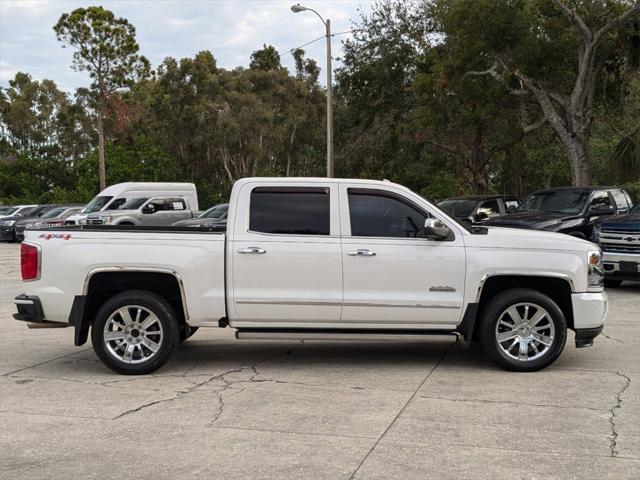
[200,204,229,219]
[84,196,113,213]
[631,203,640,213]
[517,191,589,214]
[41,207,67,219]
[117,197,149,210]
[0,207,18,216]
[437,199,477,218]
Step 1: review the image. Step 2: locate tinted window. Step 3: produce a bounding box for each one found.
[349,189,427,238]
[438,199,477,218]
[590,191,612,210]
[250,187,330,235]
[611,190,628,210]
[41,207,67,219]
[478,199,500,218]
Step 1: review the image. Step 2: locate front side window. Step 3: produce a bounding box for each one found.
[590,191,612,210]
[250,187,330,235]
[118,197,149,210]
[349,189,427,238]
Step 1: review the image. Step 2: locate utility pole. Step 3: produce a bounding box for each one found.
[291,4,333,177]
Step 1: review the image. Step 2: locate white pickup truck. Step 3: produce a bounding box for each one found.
[14,178,608,374]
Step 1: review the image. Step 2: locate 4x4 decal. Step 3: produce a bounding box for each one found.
[39,233,72,240]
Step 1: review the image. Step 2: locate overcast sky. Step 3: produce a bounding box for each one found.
[0,0,373,92]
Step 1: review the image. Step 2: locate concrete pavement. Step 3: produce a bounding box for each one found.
[0,243,638,479]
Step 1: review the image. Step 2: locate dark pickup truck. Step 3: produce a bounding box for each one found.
[485,187,632,239]
[593,203,640,287]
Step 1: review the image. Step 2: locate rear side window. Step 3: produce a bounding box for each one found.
[250,187,330,235]
[590,191,613,210]
[348,188,427,238]
[167,198,186,210]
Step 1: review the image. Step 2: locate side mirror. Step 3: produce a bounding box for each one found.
[473,211,488,223]
[142,204,156,214]
[423,218,451,240]
[506,205,516,213]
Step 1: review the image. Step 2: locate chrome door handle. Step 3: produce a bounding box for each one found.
[237,247,267,254]
[347,249,376,257]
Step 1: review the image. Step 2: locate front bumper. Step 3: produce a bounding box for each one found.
[571,290,608,336]
[602,251,640,281]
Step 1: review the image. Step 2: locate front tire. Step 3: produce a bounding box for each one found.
[479,288,567,372]
[91,290,180,374]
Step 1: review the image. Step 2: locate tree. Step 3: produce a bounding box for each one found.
[464,0,640,186]
[54,6,149,191]
[249,44,282,71]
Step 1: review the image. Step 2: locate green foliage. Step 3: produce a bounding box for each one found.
[53,6,150,93]
[249,44,282,71]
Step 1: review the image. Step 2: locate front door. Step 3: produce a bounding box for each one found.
[339,185,465,328]
[230,183,343,326]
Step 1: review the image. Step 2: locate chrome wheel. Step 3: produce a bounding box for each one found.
[495,302,555,362]
[103,305,164,364]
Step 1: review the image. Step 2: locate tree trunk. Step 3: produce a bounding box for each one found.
[96,111,106,191]
[566,135,592,186]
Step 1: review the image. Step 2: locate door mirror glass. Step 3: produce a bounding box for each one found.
[506,204,516,213]
[589,204,613,215]
[473,211,488,223]
[423,218,450,239]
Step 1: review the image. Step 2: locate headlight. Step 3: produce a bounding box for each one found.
[587,249,604,290]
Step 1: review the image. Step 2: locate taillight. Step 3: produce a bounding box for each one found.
[21,243,40,281]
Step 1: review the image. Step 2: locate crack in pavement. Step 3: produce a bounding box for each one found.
[416,395,603,412]
[113,366,245,419]
[1,348,92,377]
[348,343,454,480]
[601,332,625,344]
[608,371,632,457]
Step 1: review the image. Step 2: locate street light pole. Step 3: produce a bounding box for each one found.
[291,4,333,178]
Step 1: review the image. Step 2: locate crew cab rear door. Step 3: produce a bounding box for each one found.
[228,181,342,326]
[339,184,465,328]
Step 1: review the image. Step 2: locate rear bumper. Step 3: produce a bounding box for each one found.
[0,226,15,241]
[13,294,46,323]
[571,291,608,330]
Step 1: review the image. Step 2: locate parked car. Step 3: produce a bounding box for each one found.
[65,182,199,225]
[0,204,57,242]
[485,187,632,239]
[0,206,15,216]
[592,202,640,287]
[14,177,606,375]
[84,196,194,226]
[0,204,37,219]
[15,205,84,242]
[438,196,519,224]
[172,203,229,227]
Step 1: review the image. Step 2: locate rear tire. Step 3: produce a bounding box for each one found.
[604,279,623,288]
[91,290,180,374]
[479,288,567,372]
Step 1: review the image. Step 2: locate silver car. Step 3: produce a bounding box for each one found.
[85,197,194,226]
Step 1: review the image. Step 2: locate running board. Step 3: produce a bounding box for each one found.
[235,328,459,343]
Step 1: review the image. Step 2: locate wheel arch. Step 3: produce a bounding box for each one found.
[462,274,575,343]
[73,267,188,346]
